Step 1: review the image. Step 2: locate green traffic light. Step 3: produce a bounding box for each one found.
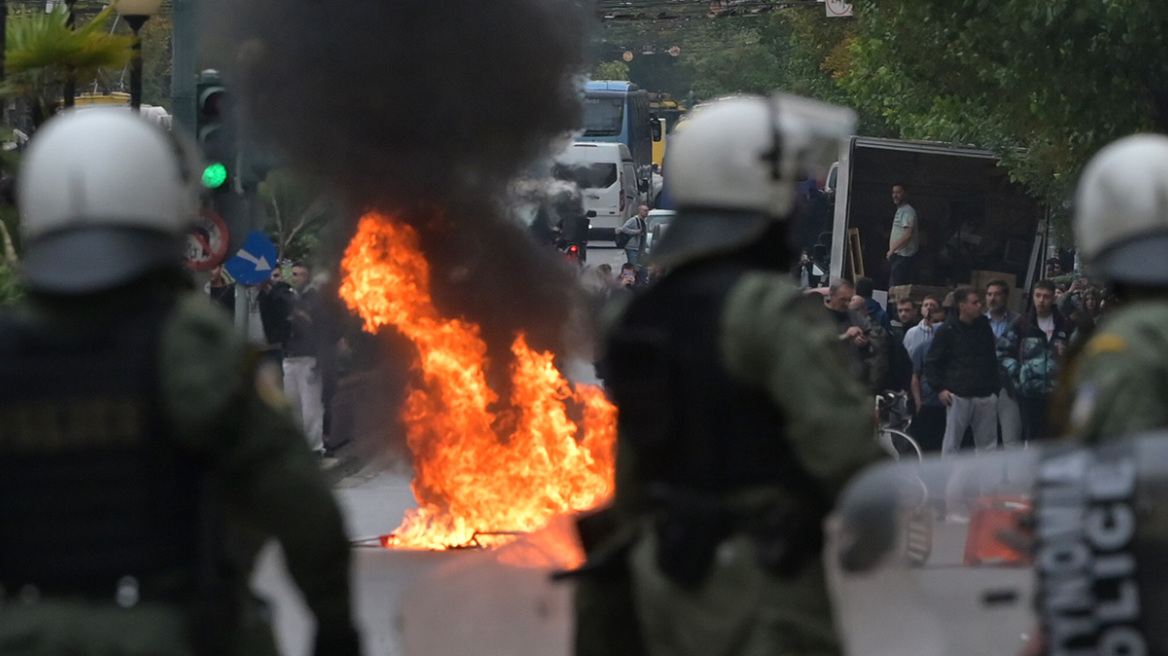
[202,162,228,189]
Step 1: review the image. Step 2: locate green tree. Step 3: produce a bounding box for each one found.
[259,169,335,262]
[841,0,1168,225]
[4,4,133,128]
[6,1,173,108]
[592,60,630,81]
[0,263,21,306]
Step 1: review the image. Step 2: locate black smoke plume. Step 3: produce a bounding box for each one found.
[202,0,595,357]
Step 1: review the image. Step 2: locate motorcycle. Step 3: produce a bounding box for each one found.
[556,211,592,266]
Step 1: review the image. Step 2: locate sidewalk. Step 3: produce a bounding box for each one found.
[320,366,412,487]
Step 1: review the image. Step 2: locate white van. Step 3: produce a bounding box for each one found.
[552,142,639,235]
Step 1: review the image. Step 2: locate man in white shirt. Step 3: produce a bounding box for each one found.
[886,183,919,288]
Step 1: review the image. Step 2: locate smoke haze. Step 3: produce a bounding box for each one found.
[202,0,596,356]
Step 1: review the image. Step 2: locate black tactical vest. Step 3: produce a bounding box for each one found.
[0,302,205,601]
[604,261,812,495]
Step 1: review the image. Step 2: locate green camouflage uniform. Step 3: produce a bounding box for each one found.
[592,272,880,656]
[0,289,355,656]
[1060,300,1168,444]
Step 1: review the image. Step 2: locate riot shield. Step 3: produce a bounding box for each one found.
[826,447,1038,656]
[826,434,1168,656]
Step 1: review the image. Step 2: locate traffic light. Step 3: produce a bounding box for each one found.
[196,69,235,193]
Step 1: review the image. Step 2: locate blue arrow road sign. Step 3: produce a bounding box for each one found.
[225,231,279,285]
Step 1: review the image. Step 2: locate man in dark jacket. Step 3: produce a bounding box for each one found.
[997,280,1070,443]
[925,286,1001,456]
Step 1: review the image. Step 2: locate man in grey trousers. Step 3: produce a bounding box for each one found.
[925,286,1001,455]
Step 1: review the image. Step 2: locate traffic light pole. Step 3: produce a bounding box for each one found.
[171,0,197,137]
[234,282,249,334]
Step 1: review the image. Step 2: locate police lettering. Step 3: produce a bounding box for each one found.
[1037,449,1145,655]
[0,397,145,452]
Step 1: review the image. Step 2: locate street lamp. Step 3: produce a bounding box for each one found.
[113,0,162,112]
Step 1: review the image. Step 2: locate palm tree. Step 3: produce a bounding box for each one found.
[4,3,132,129]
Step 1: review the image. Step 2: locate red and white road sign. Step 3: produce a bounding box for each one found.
[185,207,230,271]
[826,0,853,17]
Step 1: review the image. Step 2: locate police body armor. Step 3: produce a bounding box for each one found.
[0,302,208,605]
[605,260,825,587]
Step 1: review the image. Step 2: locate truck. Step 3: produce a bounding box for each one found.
[825,137,1048,304]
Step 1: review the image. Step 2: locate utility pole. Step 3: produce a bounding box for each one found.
[171,0,197,138]
[0,0,6,122]
[63,0,75,107]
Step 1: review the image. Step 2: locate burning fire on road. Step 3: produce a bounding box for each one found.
[340,212,617,553]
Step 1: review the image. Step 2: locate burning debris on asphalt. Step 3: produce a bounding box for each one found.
[340,214,616,550]
[204,0,614,555]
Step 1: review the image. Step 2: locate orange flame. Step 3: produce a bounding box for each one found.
[339,212,616,551]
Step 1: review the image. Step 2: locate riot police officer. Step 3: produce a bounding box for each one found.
[0,109,360,655]
[584,95,883,656]
[1057,135,1168,442]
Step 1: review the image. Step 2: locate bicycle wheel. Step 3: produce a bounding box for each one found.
[878,428,924,461]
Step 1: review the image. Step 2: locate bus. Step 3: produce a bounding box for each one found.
[580,81,660,199]
[648,93,686,170]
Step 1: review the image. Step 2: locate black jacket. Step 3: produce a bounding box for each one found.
[258,281,295,347]
[924,315,999,398]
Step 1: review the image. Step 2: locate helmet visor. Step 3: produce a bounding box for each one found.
[648,209,771,269]
[1090,232,1168,286]
[22,226,183,294]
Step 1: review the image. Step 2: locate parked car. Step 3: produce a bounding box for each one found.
[643,208,675,255]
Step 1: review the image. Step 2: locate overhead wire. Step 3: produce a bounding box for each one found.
[596,0,823,18]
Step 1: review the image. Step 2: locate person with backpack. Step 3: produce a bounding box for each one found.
[617,205,649,268]
[997,280,1071,443]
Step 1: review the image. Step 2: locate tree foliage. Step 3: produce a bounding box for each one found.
[4,4,134,128]
[601,0,1168,230]
[0,264,21,306]
[592,60,630,81]
[259,169,336,262]
[843,0,1168,222]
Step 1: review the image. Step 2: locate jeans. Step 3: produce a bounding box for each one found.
[1017,395,1050,442]
[625,248,641,268]
[889,253,915,288]
[912,404,947,453]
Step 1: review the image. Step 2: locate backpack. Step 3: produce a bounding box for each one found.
[615,216,644,249]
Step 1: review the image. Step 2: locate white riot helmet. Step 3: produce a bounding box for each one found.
[1074,134,1168,285]
[651,93,855,268]
[17,108,200,293]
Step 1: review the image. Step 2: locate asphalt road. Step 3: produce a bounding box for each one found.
[253,463,575,656]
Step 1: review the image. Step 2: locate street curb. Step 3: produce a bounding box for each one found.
[322,443,369,486]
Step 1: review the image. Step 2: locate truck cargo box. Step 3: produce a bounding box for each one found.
[829,138,1046,297]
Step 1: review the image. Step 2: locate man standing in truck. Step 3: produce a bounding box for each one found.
[886,183,919,288]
